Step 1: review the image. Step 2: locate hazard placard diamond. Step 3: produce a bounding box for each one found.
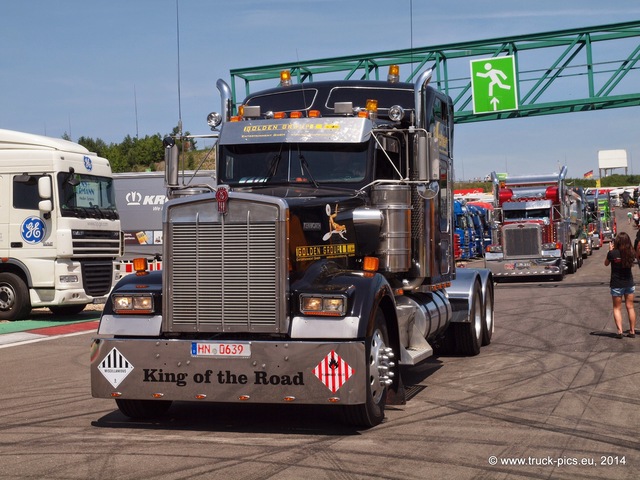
[98,347,134,388]
[313,350,354,393]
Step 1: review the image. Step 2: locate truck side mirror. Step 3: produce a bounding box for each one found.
[417,181,439,200]
[38,176,52,199]
[38,199,53,214]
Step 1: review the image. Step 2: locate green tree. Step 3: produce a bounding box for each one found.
[77,136,109,157]
[171,125,197,152]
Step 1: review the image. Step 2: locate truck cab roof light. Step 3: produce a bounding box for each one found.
[388,64,400,83]
[133,258,149,275]
[366,99,378,119]
[363,256,379,272]
[290,111,303,118]
[274,111,287,119]
[280,70,292,87]
[308,110,321,118]
[230,116,241,122]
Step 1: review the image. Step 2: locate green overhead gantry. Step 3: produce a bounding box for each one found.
[229,20,640,123]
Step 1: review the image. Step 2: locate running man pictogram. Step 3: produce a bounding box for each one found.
[476,63,512,97]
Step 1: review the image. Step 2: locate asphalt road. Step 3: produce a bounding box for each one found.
[0,211,638,480]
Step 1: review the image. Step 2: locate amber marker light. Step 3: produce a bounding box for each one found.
[290,111,303,118]
[363,256,379,272]
[152,393,164,398]
[283,396,296,402]
[274,111,287,119]
[387,64,400,83]
[328,397,341,403]
[308,110,320,118]
[280,70,292,86]
[238,395,251,401]
[133,257,149,276]
[110,392,122,398]
[195,394,207,400]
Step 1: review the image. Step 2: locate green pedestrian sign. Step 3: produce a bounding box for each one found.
[470,56,518,114]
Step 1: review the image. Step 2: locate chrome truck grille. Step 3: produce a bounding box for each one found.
[164,194,287,333]
[502,224,541,257]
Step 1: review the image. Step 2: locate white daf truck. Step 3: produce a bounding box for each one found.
[0,129,122,320]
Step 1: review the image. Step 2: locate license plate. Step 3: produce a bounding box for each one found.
[191,342,251,358]
[92,296,107,304]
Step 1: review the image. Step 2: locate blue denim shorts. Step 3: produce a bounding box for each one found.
[611,286,635,297]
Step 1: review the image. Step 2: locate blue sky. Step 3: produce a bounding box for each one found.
[2,1,639,180]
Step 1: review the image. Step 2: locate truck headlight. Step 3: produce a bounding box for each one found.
[112,294,154,314]
[59,275,78,283]
[300,294,346,316]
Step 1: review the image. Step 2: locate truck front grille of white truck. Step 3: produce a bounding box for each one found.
[71,229,121,257]
[503,224,541,257]
[80,260,114,296]
[167,221,281,332]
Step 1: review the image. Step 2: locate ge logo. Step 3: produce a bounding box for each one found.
[21,216,46,244]
[83,155,93,171]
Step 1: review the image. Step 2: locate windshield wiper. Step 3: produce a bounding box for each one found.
[265,143,285,182]
[298,151,319,188]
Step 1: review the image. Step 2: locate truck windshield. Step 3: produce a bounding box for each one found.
[503,208,549,220]
[57,173,118,219]
[219,143,368,187]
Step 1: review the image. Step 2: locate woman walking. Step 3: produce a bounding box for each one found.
[605,231,637,338]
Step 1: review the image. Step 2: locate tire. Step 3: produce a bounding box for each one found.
[341,308,393,428]
[0,272,31,321]
[115,399,172,419]
[455,283,482,356]
[566,252,576,274]
[481,281,494,346]
[49,304,87,316]
[577,244,583,268]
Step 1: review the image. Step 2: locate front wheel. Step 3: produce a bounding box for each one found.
[0,272,31,321]
[115,399,172,419]
[341,309,394,428]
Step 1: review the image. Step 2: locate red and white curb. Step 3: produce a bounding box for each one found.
[0,321,98,349]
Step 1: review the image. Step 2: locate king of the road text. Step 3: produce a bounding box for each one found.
[142,369,304,387]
